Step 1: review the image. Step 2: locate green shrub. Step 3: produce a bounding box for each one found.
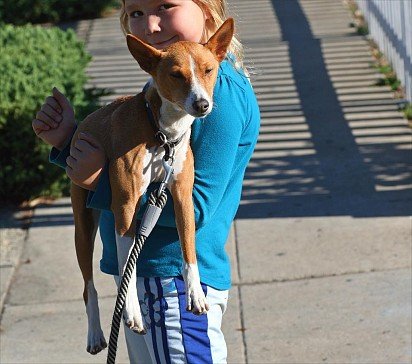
[0,0,118,26]
[0,24,100,203]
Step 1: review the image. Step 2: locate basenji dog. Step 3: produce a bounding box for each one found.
[70,18,234,354]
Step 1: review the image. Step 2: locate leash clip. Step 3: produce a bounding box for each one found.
[155,131,168,146]
[158,157,174,197]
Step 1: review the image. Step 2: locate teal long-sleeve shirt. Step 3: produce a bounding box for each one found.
[51,58,260,290]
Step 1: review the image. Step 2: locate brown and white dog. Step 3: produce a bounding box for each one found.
[70,19,234,354]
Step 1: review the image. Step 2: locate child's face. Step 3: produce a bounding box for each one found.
[124,0,208,49]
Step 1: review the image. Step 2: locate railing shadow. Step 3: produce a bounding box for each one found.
[237,0,412,219]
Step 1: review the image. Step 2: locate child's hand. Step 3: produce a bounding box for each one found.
[32,87,76,150]
[66,132,106,191]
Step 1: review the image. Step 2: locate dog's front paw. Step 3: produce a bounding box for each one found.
[186,283,209,315]
[87,328,107,355]
[183,262,209,315]
[123,290,146,334]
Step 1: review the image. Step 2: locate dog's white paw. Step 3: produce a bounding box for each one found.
[183,262,209,315]
[123,290,146,334]
[87,328,107,355]
[186,283,209,315]
[85,280,107,354]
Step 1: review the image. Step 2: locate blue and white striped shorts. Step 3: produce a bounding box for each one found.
[116,276,229,364]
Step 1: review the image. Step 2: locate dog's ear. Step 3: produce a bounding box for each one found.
[126,34,162,74]
[205,18,234,62]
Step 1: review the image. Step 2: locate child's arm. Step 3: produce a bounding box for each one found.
[34,88,106,191]
[49,132,106,191]
[32,87,76,150]
[65,132,105,190]
[184,74,256,229]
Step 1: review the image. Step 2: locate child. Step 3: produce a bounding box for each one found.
[32,1,260,363]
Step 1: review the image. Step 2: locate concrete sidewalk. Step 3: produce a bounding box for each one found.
[1,0,411,363]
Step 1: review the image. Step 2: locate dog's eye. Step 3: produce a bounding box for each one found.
[205,68,213,75]
[170,71,184,79]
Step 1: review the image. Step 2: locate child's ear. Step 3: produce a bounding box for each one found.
[126,34,162,74]
[205,18,235,62]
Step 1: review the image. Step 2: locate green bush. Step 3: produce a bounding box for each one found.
[0,24,100,203]
[0,0,118,26]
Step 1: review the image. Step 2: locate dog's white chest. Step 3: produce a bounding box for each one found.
[140,132,190,194]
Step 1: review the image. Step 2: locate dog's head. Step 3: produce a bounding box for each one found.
[126,18,234,118]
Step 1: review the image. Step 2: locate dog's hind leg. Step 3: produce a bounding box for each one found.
[71,183,107,354]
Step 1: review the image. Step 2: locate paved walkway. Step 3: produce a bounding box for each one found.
[1,0,411,363]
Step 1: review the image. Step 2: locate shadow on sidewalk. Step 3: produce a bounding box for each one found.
[237,0,412,219]
[30,201,74,228]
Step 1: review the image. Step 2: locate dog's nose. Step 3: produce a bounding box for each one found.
[193,99,209,114]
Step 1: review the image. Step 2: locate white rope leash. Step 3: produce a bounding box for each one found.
[107,158,174,364]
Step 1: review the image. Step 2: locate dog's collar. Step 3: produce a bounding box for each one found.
[144,100,186,163]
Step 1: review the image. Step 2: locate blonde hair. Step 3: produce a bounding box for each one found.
[119,0,246,71]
